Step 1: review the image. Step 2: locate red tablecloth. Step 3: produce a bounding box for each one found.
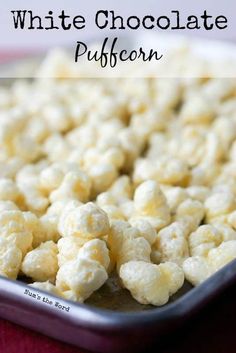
[0,51,37,64]
[0,52,236,353]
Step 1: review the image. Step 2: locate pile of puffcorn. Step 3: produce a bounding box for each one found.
[0,50,236,307]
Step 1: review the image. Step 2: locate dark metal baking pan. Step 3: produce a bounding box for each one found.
[0,260,236,353]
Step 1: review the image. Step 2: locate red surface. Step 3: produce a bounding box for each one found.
[0,52,236,353]
[0,51,38,64]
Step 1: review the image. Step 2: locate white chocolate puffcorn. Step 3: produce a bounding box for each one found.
[120,261,184,306]
[152,222,189,265]
[183,241,236,286]
[56,257,108,302]
[56,239,110,302]
[30,281,63,297]
[132,180,171,230]
[0,237,22,279]
[21,241,58,282]
[58,202,110,239]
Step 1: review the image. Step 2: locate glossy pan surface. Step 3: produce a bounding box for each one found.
[0,260,236,352]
